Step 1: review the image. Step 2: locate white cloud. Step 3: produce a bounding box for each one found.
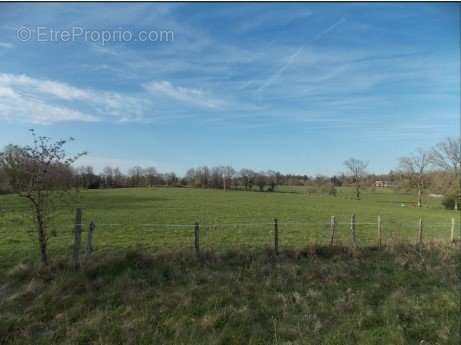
[0,73,91,100]
[144,80,225,109]
[0,83,98,124]
[0,42,13,49]
[0,96,98,124]
[0,72,150,124]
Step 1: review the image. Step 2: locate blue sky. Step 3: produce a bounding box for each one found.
[0,3,459,176]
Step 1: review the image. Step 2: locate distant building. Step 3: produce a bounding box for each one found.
[375,180,391,188]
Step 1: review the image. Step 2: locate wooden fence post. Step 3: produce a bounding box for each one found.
[194,222,200,256]
[85,221,95,257]
[418,218,423,244]
[351,214,357,247]
[274,218,279,255]
[73,208,82,268]
[451,217,455,243]
[377,215,382,247]
[329,216,336,246]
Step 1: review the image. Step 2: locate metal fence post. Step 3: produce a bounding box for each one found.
[377,215,382,247]
[418,218,423,244]
[274,218,279,255]
[329,216,336,246]
[351,214,357,247]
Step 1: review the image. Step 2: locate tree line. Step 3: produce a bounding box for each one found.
[0,136,459,209]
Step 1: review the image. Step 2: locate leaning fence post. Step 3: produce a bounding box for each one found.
[351,214,357,247]
[418,218,423,244]
[329,216,336,246]
[194,222,200,256]
[377,216,382,247]
[85,221,95,257]
[451,217,455,243]
[274,218,279,255]
[73,208,82,268]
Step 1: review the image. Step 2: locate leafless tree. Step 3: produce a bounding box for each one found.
[102,166,114,188]
[129,166,144,187]
[222,166,235,191]
[430,137,461,210]
[144,167,158,187]
[344,158,368,200]
[112,167,124,187]
[0,130,85,266]
[399,148,430,208]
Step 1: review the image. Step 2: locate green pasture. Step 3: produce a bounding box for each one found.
[0,186,458,268]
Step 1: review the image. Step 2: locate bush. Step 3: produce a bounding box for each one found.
[442,193,459,210]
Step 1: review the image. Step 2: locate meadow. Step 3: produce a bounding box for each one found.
[0,187,459,345]
[0,186,457,268]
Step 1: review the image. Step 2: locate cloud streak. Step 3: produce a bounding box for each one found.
[143,80,225,109]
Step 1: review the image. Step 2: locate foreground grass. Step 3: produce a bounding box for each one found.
[0,244,459,345]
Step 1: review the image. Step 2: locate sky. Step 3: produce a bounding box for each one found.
[0,3,459,176]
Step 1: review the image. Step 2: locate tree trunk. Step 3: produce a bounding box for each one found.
[38,231,48,266]
[32,201,48,266]
[356,184,360,200]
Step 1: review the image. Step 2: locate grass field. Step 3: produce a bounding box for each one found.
[0,186,458,268]
[0,245,459,345]
[0,187,460,344]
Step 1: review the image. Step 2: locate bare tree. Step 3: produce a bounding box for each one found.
[102,166,114,188]
[0,130,85,266]
[430,137,461,210]
[399,148,430,208]
[222,166,235,191]
[144,167,158,187]
[128,166,144,187]
[344,158,368,200]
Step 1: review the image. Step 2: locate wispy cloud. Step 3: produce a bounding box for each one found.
[0,72,151,124]
[314,17,347,41]
[143,80,225,109]
[236,8,312,33]
[257,47,305,92]
[0,84,98,124]
[256,17,347,94]
[0,42,13,49]
[0,73,91,100]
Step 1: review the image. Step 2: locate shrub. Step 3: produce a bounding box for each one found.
[442,193,459,210]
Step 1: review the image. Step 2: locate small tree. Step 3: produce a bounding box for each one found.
[239,169,255,191]
[399,148,430,208]
[255,172,267,192]
[430,137,461,210]
[344,158,368,200]
[0,130,85,266]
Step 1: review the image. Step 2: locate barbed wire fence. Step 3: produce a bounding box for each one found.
[0,206,458,267]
